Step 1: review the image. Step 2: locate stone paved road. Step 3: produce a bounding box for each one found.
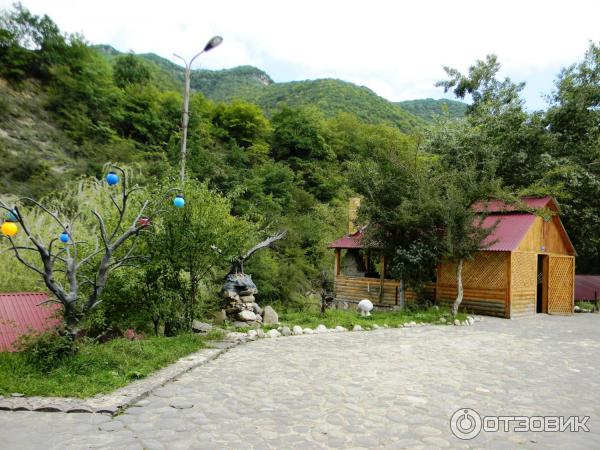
[1,315,599,449]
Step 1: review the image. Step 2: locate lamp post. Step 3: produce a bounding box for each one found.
[173,35,223,183]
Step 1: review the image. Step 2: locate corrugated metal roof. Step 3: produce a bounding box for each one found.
[328,214,536,252]
[472,196,554,213]
[479,214,537,251]
[575,275,600,301]
[328,228,366,249]
[0,293,61,352]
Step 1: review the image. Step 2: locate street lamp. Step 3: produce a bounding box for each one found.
[173,35,223,183]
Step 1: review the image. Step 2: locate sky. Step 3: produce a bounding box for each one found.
[3,0,600,110]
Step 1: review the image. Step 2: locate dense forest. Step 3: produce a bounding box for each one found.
[0,5,599,336]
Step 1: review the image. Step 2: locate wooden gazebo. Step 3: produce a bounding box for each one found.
[328,197,576,318]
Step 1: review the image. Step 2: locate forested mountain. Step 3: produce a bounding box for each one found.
[94,46,426,133]
[396,98,468,121]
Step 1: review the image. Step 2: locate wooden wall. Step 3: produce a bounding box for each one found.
[509,252,538,317]
[436,252,509,317]
[516,216,574,255]
[333,275,434,307]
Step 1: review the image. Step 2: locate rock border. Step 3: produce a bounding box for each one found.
[0,338,245,415]
[0,315,480,415]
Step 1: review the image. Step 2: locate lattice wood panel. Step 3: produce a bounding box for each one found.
[438,252,507,289]
[548,256,574,314]
[510,252,537,313]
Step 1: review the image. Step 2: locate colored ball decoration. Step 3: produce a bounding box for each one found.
[173,195,185,208]
[105,171,119,186]
[4,210,18,222]
[59,231,70,243]
[1,221,18,237]
[137,217,151,227]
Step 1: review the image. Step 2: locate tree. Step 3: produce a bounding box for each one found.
[436,170,502,315]
[149,181,256,331]
[0,166,178,340]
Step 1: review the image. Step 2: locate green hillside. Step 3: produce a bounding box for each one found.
[396,98,468,121]
[94,47,426,133]
[223,78,427,133]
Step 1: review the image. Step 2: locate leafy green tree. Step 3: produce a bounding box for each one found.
[113,53,152,88]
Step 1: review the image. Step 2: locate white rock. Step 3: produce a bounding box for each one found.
[303,328,314,334]
[352,324,363,331]
[256,329,265,338]
[292,325,303,335]
[462,320,469,326]
[383,324,389,328]
[467,317,475,326]
[454,319,460,326]
[266,329,281,338]
[372,324,380,329]
[238,310,257,321]
[247,329,258,339]
[335,326,347,332]
[440,317,447,323]
[225,332,247,341]
[315,324,328,333]
[281,326,292,336]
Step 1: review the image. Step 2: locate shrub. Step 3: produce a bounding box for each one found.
[18,330,76,369]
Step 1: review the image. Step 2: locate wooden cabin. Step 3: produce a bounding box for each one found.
[328,196,576,318]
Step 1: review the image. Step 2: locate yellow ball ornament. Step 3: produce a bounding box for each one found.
[1,221,18,237]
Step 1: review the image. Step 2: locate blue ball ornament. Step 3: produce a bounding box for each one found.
[106,171,119,186]
[4,210,18,222]
[173,195,185,208]
[59,231,70,243]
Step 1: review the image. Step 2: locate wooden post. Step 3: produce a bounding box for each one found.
[334,249,341,276]
[379,254,385,304]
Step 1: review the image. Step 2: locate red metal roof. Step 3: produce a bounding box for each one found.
[472,196,554,213]
[328,214,536,252]
[0,293,61,352]
[575,275,600,301]
[328,228,366,249]
[479,214,537,251]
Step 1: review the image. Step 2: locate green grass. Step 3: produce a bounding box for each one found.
[279,306,468,329]
[0,333,214,398]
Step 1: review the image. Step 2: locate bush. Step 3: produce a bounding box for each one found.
[18,330,76,369]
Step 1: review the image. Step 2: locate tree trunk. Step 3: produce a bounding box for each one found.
[452,259,464,316]
[64,302,79,341]
[152,317,160,337]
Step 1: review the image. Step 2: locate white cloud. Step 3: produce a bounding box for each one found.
[3,0,599,109]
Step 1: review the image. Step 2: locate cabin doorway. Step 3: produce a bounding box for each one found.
[536,255,548,313]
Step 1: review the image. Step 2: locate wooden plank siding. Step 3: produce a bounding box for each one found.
[516,216,573,255]
[333,275,434,307]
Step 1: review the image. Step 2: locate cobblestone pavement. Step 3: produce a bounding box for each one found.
[1,315,599,449]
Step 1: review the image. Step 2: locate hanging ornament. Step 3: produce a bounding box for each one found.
[1,221,18,237]
[173,194,185,208]
[59,231,70,243]
[137,217,151,227]
[105,171,119,186]
[4,210,18,222]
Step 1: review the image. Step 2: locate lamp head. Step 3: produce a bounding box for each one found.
[203,36,223,52]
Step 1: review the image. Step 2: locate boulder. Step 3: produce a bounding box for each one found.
[303,328,314,335]
[335,326,347,332]
[263,306,279,325]
[315,324,328,333]
[192,320,213,333]
[281,326,292,336]
[241,295,255,303]
[454,319,460,326]
[238,310,257,322]
[223,273,258,294]
[214,309,227,325]
[292,325,304,335]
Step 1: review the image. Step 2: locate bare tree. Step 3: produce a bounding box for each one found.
[227,230,287,275]
[0,166,178,339]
